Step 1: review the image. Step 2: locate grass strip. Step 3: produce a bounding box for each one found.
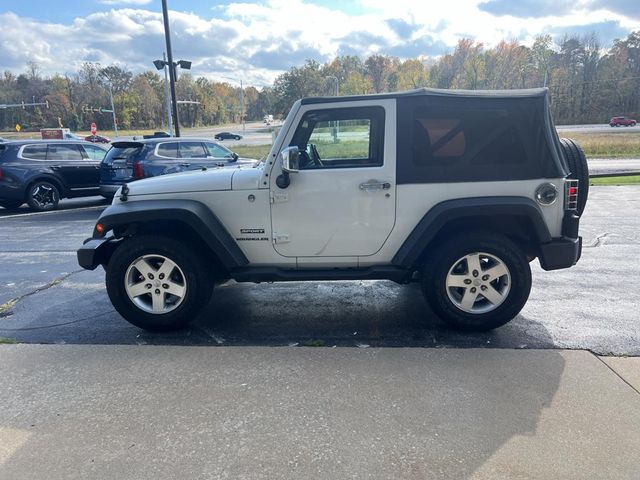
[590,175,640,186]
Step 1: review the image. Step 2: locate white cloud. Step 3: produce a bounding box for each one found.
[0,0,636,86]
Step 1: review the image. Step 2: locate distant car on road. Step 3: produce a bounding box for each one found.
[85,134,111,144]
[99,137,258,198]
[0,140,108,211]
[214,132,242,141]
[609,116,637,127]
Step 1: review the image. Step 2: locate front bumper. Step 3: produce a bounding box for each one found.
[77,237,119,270]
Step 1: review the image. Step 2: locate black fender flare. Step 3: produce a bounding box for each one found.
[392,196,552,268]
[94,199,249,270]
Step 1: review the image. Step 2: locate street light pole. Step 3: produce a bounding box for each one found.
[240,78,245,132]
[162,52,173,136]
[108,83,118,136]
[161,0,180,137]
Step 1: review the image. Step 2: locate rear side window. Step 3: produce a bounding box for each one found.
[21,144,48,160]
[179,142,207,158]
[395,95,563,184]
[412,107,526,167]
[82,144,107,160]
[204,142,234,159]
[47,144,83,160]
[157,142,179,158]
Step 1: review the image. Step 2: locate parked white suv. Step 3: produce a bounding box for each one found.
[78,88,588,332]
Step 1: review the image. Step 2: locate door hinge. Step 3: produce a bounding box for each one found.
[270,191,289,204]
[273,233,290,244]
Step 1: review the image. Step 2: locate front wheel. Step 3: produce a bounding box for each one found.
[106,235,213,331]
[422,233,532,331]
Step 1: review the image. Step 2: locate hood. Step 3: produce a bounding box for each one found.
[125,167,238,196]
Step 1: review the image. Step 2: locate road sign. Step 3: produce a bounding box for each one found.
[15,124,21,132]
[90,122,97,135]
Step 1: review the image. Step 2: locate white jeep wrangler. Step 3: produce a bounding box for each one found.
[78,88,588,332]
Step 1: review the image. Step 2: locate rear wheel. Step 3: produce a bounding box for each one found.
[26,181,60,211]
[106,235,213,331]
[559,138,589,215]
[422,233,532,331]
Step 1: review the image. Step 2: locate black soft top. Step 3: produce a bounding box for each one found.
[301,87,549,105]
[303,87,568,183]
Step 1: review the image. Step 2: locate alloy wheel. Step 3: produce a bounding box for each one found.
[124,254,187,314]
[445,252,511,314]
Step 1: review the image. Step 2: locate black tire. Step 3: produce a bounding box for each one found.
[106,235,214,331]
[422,232,532,331]
[26,180,60,211]
[559,138,589,216]
[0,200,23,210]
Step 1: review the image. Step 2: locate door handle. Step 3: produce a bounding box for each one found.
[180,163,191,167]
[359,181,391,191]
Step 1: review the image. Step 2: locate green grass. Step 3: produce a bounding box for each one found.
[590,175,640,185]
[233,144,272,160]
[562,132,640,158]
[0,337,18,344]
[233,140,369,161]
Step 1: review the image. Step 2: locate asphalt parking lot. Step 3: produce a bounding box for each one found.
[0,186,638,355]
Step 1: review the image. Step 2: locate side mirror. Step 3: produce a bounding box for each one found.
[276,146,299,189]
[281,146,299,173]
[231,152,238,162]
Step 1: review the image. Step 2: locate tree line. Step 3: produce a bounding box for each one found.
[0,30,638,132]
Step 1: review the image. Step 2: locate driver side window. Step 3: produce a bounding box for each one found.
[290,106,384,170]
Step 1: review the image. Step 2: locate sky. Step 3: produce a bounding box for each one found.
[0,0,638,86]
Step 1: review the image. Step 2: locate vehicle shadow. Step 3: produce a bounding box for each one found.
[188,280,557,350]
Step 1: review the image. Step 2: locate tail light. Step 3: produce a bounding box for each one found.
[133,162,145,179]
[565,180,579,210]
[0,167,3,180]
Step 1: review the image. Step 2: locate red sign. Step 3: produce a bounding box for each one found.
[90,122,97,135]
